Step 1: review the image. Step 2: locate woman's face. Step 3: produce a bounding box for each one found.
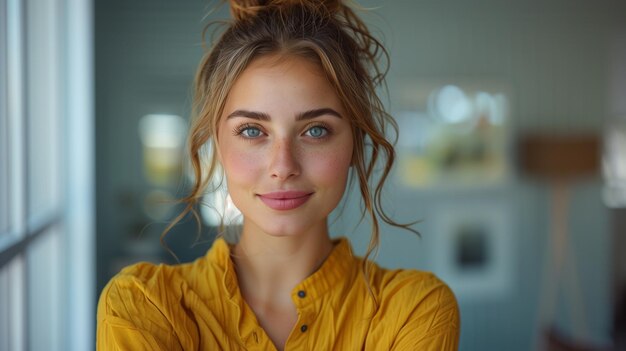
[217,55,354,238]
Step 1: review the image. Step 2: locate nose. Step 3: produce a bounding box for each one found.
[268,138,301,180]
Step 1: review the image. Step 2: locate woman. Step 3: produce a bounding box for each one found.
[97,1,460,350]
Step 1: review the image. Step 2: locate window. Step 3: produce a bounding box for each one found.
[0,0,8,237]
[0,0,94,350]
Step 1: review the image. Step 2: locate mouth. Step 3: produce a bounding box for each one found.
[257,191,314,211]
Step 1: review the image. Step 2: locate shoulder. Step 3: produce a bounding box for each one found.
[97,258,210,323]
[374,268,458,315]
[98,262,176,319]
[99,255,215,304]
[96,239,233,350]
[97,251,223,317]
[374,268,446,292]
[372,268,460,349]
[97,262,201,350]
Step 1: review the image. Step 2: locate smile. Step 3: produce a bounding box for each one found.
[257,191,313,211]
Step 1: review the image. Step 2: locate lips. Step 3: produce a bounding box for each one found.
[257,191,313,211]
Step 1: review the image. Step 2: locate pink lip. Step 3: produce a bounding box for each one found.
[257,191,313,211]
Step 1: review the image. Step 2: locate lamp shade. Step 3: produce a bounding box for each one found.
[519,134,600,180]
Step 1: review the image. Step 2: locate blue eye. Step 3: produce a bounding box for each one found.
[241,127,263,138]
[306,126,328,138]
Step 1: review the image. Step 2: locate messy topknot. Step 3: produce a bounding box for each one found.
[228,0,343,22]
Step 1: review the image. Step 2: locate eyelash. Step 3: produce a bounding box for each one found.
[231,122,333,140]
[303,122,332,139]
[232,123,263,139]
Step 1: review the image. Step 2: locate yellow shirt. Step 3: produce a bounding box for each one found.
[97,237,460,350]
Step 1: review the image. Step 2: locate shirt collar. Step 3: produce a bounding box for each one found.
[206,236,358,305]
[291,237,357,305]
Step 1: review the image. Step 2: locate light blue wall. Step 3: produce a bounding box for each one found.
[96,1,623,349]
[336,1,619,349]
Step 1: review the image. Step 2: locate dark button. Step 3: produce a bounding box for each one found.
[300,324,308,333]
[297,290,306,298]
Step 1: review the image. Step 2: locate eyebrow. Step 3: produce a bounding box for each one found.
[226,108,343,121]
[226,110,270,121]
[297,108,343,120]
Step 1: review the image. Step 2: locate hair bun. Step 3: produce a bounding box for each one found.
[228,0,342,22]
[228,0,263,22]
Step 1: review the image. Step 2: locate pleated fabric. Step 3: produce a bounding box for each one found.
[97,237,460,350]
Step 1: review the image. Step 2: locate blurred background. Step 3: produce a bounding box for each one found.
[1,0,626,350]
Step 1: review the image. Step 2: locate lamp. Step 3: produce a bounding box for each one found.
[520,133,601,349]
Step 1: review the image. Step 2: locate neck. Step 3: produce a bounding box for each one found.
[231,222,334,306]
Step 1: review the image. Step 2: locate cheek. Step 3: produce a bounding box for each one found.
[220,146,263,187]
[308,142,353,186]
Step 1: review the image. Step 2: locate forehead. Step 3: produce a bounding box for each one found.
[245,53,325,78]
[222,54,344,116]
[234,54,328,94]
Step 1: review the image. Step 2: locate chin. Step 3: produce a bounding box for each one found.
[244,214,326,238]
[258,223,314,238]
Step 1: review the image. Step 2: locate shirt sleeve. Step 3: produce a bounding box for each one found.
[390,279,460,351]
[96,270,184,351]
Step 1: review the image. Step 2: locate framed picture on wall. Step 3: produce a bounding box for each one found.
[393,79,513,189]
[432,201,515,300]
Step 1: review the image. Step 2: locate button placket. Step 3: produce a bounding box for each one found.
[292,288,315,344]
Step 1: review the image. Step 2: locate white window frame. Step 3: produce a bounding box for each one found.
[0,0,94,350]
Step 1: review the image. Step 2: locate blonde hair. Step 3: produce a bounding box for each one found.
[164,0,418,277]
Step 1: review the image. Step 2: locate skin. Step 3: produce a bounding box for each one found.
[216,54,354,350]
